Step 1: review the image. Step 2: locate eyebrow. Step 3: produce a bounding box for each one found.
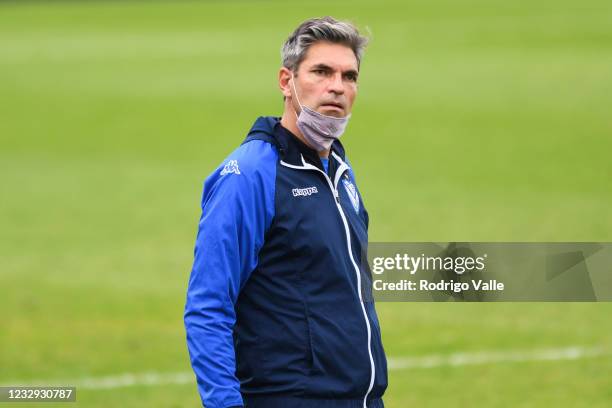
[311,63,359,77]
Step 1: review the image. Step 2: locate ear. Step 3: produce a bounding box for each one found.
[278,67,292,98]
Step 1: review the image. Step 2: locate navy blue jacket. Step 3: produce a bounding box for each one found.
[184,117,387,408]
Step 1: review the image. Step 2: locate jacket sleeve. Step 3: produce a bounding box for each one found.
[184,144,276,408]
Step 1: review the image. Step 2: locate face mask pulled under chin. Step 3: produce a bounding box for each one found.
[290,74,351,152]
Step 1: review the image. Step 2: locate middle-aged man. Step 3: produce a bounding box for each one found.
[185,16,388,408]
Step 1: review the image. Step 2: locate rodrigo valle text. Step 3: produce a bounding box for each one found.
[374,279,505,293]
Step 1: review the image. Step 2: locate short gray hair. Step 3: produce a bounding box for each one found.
[281,16,368,73]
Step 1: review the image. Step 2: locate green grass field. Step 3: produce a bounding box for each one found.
[1,1,611,407]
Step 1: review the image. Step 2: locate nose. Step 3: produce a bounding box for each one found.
[327,72,344,95]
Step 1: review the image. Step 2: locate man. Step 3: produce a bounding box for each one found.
[184,17,387,408]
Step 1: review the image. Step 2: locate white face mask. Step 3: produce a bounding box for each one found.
[290,74,351,152]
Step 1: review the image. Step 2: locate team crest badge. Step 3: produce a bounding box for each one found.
[342,178,360,213]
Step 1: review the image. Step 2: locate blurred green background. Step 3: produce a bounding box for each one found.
[1,0,611,407]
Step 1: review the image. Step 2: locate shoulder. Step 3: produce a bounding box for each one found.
[218,139,278,178]
[201,140,278,202]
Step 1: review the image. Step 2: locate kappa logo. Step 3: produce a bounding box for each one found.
[292,186,318,197]
[220,160,240,176]
[342,178,360,213]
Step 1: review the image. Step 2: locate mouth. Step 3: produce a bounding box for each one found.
[319,102,345,113]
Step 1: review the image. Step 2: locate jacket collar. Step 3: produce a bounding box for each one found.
[245,116,347,171]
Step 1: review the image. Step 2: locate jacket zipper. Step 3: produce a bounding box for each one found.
[280,154,376,408]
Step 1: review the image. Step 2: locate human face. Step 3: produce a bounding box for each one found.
[290,42,359,118]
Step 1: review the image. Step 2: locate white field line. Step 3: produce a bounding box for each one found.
[386,345,608,370]
[2,346,608,390]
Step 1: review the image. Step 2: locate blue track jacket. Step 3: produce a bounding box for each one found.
[184,117,388,408]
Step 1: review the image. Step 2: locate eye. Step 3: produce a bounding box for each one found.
[345,73,358,82]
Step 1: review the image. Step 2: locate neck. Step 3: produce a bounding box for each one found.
[280,104,330,158]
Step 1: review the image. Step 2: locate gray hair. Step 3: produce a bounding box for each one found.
[281,16,368,73]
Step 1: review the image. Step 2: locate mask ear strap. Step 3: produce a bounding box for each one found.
[290,73,303,112]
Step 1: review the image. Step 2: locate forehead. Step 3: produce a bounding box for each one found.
[300,41,358,72]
